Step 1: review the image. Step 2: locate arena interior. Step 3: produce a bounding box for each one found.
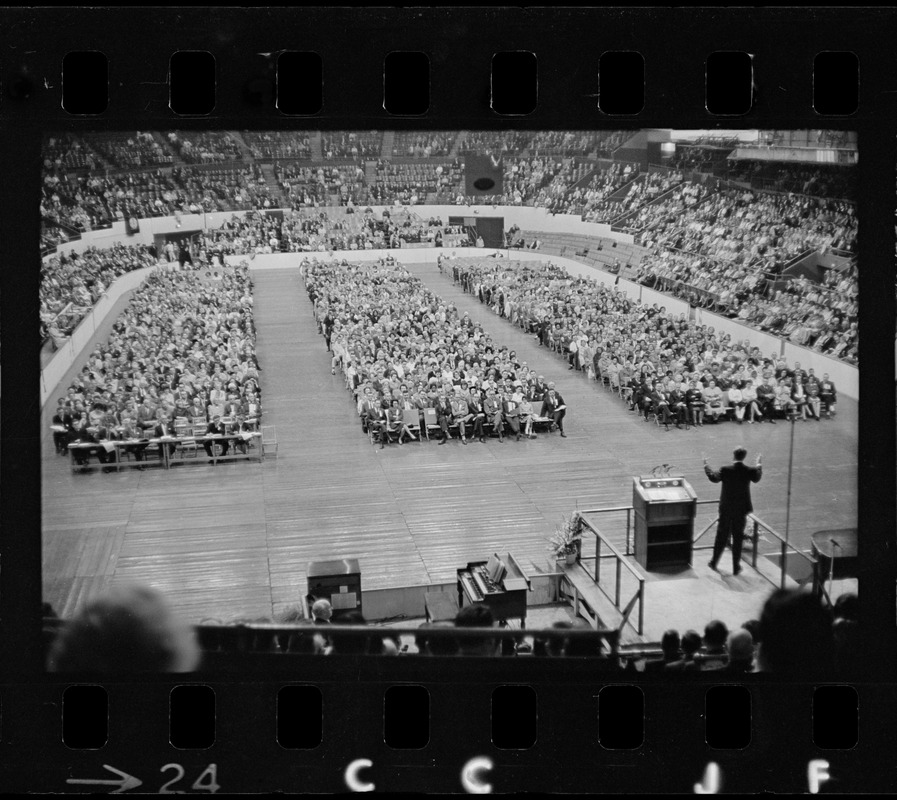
[40,128,862,673]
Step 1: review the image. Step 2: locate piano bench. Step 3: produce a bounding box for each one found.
[425,592,460,623]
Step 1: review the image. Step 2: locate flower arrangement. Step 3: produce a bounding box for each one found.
[547,512,583,559]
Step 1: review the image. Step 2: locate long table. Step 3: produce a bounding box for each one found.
[67,433,264,472]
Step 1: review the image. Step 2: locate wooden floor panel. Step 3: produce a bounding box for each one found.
[41,263,859,624]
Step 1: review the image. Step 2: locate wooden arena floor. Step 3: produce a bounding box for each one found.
[41,261,859,626]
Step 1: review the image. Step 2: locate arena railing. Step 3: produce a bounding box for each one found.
[196,622,621,657]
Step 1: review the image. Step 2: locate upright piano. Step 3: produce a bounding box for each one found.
[457,552,531,626]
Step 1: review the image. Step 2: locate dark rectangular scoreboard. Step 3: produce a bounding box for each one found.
[632,476,698,570]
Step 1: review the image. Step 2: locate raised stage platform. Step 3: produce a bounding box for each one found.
[41,261,859,635]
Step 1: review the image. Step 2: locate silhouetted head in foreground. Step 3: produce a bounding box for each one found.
[757,588,833,675]
[48,584,200,673]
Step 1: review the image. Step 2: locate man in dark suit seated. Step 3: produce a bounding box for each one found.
[203,414,229,462]
[704,447,763,575]
[540,383,567,438]
[51,400,75,454]
[154,415,179,462]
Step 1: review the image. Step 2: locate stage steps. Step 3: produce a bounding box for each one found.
[559,561,645,645]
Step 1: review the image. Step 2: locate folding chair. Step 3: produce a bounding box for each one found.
[423,408,442,441]
[402,408,424,442]
[261,425,278,456]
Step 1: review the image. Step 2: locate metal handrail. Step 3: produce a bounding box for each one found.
[576,512,646,636]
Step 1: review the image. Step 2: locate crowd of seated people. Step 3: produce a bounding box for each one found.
[392,131,457,158]
[554,162,637,219]
[582,168,681,223]
[167,131,244,164]
[620,179,710,240]
[449,257,842,426]
[242,131,312,160]
[199,208,466,256]
[456,130,531,157]
[40,243,157,344]
[53,264,261,466]
[43,134,100,172]
[45,583,859,678]
[277,163,369,207]
[81,131,174,170]
[501,157,594,209]
[303,257,570,445]
[369,160,465,205]
[526,130,627,157]
[321,131,382,160]
[636,187,858,263]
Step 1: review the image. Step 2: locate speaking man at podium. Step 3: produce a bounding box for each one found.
[703,447,762,575]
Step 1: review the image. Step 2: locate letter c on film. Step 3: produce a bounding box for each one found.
[344,759,374,792]
[461,756,493,794]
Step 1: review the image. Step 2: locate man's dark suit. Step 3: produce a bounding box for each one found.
[705,460,763,572]
[204,420,230,458]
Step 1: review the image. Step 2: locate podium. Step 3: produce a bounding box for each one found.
[632,476,697,569]
[307,558,362,620]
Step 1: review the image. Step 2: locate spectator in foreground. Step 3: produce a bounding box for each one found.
[47,584,200,673]
[756,588,834,676]
[644,629,681,672]
[701,620,729,670]
[665,629,702,672]
[454,603,497,656]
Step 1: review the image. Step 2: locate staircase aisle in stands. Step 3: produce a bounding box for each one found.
[309,132,323,161]
[380,130,395,160]
[259,162,287,206]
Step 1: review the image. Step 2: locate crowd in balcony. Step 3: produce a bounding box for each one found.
[321,131,383,159]
[392,131,456,158]
[369,160,465,204]
[242,131,312,160]
[167,131,244,164]
[582,168,682,223]
[81,131,174,170]
[40,243,158,345]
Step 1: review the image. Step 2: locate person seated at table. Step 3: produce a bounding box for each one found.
[119,415,150,466]
[51,401,75,454]
[68,418,106,467]
[203,414,229,462]
[93,423,121,472]
[153,415,179,461]
[230,414,254,454]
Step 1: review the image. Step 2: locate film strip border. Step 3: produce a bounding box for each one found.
[2,674,895,793]
[2,5,896,794]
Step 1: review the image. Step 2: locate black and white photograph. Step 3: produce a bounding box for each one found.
[39,128,860,676]
[2,5,895,795]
